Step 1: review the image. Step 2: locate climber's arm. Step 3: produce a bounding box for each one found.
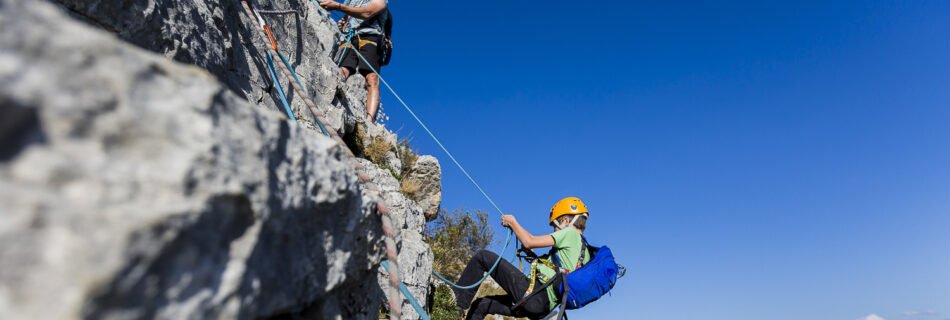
[319,0,387,20]
[502,215,556,249]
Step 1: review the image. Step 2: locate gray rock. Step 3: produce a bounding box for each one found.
[359,122,403,174]
[0,0,385,319]
[379,232,433,320]
[51,0,370,137]
[1,0,444,318]
[408,155,443,222]
[357,157,432,318]
[356,159,425,236]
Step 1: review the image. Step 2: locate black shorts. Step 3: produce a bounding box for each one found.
[339,34,382,76]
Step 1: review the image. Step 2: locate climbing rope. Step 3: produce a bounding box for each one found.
[249,3,330,135]
[335,30,355,66]
[305,0,516,291]
[255,8,300,14]
[431,229,515,290]
[306,0,506,217]
[239,2,403,319]
[273,48,330,135]
[245,1,521,317]
[381,261,431,320]
[265,50,297,122]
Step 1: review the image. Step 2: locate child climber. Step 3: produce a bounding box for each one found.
[452,197,591,320]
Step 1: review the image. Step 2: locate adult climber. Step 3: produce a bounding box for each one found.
[318,0,388,122]
[453,197,591,320]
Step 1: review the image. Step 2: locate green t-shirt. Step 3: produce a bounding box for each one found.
[536,228,589,311]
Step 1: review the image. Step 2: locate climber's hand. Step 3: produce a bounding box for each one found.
[501,215,518,228]
[319,0,340,11]
[337,18,347,31]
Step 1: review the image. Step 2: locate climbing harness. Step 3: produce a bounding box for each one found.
[515,237,622,318]
[514,202,624,319]
[334,29,356,66]
[516,237,588,300]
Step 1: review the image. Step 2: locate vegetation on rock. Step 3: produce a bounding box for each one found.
[397,138,418,177]
[364,135,391,166]
[425,208,497,319]
[425,209,495,280]
[399,178,421,201]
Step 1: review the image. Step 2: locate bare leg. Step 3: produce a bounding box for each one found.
[365,72,380,122]
[339,66,351,81]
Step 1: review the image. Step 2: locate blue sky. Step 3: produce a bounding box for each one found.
[360,1,949,319]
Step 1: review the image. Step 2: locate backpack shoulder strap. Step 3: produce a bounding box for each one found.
[384,10,392,38]
[575,236,589,269]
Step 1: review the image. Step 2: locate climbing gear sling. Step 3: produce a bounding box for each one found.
[379,10,393,66]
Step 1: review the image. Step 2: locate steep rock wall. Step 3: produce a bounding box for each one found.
[0,0,438,318]
[54,0,363,136]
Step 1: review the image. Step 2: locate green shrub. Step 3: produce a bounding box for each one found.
[424,209,495,282]
[430,283,459,320]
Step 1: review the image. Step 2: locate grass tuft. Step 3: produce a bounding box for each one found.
[364,136,391,166]
[399,178,421,200]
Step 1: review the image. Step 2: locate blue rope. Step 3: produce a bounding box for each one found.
[274,50,330,136]
[307,0,505,220]
[348,48,508,217]
[431,228,514,289]
[381,260,432,320]
[266,51,297,122]
[336,31,354,66]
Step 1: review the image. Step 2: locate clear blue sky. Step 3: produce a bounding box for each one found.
[363,1,949,319]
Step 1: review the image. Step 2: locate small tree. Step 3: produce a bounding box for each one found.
[425,209,496,320]
[424,209,496,280]
[430,283,458,320]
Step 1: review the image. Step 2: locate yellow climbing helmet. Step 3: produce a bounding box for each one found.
[549,197,588,225]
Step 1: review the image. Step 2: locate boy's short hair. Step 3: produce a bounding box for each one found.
[557,214,587,232]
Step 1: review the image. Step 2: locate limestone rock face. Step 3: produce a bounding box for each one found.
[52,0,368,136]
[0,0,389,319]
[388,232,434,320]
[408,155,443,222]
[1,0,442,318]
[357,158,433,319]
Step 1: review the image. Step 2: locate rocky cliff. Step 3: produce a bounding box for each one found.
[0,0,439,319]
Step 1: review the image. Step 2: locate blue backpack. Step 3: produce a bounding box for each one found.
[554,242,620,309]
[516,237,623,319]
